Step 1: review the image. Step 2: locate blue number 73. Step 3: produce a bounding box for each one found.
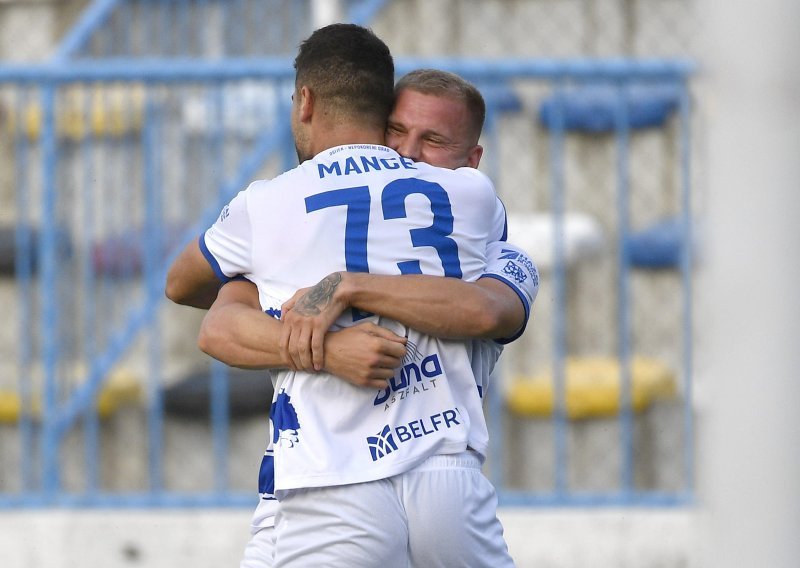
[305,178,463,278]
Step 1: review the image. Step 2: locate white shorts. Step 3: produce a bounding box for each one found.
[241,525,276,568]
[273,451,514,568]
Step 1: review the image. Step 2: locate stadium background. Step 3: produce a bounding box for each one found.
[0,1,797,567]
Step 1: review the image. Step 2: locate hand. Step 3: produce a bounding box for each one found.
[281,273,349,371]
[323,322,407,389]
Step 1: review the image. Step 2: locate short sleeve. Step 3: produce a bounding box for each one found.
[479,240,540,344]
[200,189,253,281]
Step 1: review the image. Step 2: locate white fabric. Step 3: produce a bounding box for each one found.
[202,144,506,493]
[272,451,515,568]
[240,525,276,568]
[246,240,538,531]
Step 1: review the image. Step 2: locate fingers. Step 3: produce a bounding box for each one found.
[310,322,326,372]
[355,321,407,344]
[281,316,313,371]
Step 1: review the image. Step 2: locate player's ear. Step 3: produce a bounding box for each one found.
[466,144,483,169]
[297,86,314,122]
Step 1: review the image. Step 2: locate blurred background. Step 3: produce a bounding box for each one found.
[0,1,796,567]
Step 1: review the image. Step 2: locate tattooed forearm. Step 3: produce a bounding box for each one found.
[294,272,343,316]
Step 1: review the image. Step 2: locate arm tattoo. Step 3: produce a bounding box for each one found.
[294,272,342,316]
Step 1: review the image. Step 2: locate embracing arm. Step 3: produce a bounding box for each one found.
[281,271,525,371]
[165,238,221,309]
[282,240,539,371]
[198,280,407,388]
[338,272,522,339]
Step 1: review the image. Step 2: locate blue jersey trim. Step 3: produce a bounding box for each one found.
[478,273,530,345]
[198,233,232,283]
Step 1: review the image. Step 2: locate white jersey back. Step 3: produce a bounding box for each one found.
[247,239,540,530]
[203,144,506,492]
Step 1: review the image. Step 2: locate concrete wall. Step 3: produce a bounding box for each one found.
[0,508,697,568]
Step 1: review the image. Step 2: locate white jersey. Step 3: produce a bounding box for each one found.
[247,239,539,532]
[203,144,507,493]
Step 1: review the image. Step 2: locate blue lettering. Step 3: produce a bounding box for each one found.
[404,362,422,384]
[421,354,442,378]
[380,157,400,170]
[420,419,434,435]
[374,387,390,405]
[318,162,341,178]
[361,155,381,172]
[396,425,412,443]
[389,369,408,391]
[443,409,460,428]
[344,157,362,175]
[409,421,422,438]
[430,413,442,431]
[400,157,416,169]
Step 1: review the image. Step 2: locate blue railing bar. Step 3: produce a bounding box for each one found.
[118,0,131,56]
[549,80,569,497]
[143,100,165,492]
[2,487,692,509]
[83,402,101,493]
[176,0,190,57]
[487,369,505,489]
[52,0,121,61]
[53,303,152,436]
[39,85,62,494]
[498,490,694,508]
[210,361,230,494]
[0,491,257,509]
[614,82,634,493]
[678,81,695,498]
[80,94,100,493]
[160,0,172,56]
[14,91,35,492]
[347,0,391,24]
[397,57,697,79]
[208,84,229,494]
[0,57,696,84]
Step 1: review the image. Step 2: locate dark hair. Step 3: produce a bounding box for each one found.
[395,69,486,145]
[294,24,395,129]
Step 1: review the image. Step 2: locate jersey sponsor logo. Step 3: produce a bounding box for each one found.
[498,249,539,287]
[317,154,416,179]
[218,205,230,223]
[502,261,528,284]
[271,390,301,448]
[366,425,398,461]
[374,342,442,410]
[367,408,462,462]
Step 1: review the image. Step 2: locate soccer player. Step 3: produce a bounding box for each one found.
[166,27,533,568]
[201,70,539,568]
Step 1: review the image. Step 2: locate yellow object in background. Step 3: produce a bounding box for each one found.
[507,356,677,419]
[0,369,142,423]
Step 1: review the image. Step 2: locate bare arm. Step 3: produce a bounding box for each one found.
[198,280,407,388]
[165,238,221,309]
[281,271,525,371]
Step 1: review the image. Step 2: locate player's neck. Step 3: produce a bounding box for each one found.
[309,123,386,156]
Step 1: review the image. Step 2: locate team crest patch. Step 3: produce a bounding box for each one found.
[271,390,301,448]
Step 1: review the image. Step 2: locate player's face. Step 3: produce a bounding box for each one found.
[386,89,483,170]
